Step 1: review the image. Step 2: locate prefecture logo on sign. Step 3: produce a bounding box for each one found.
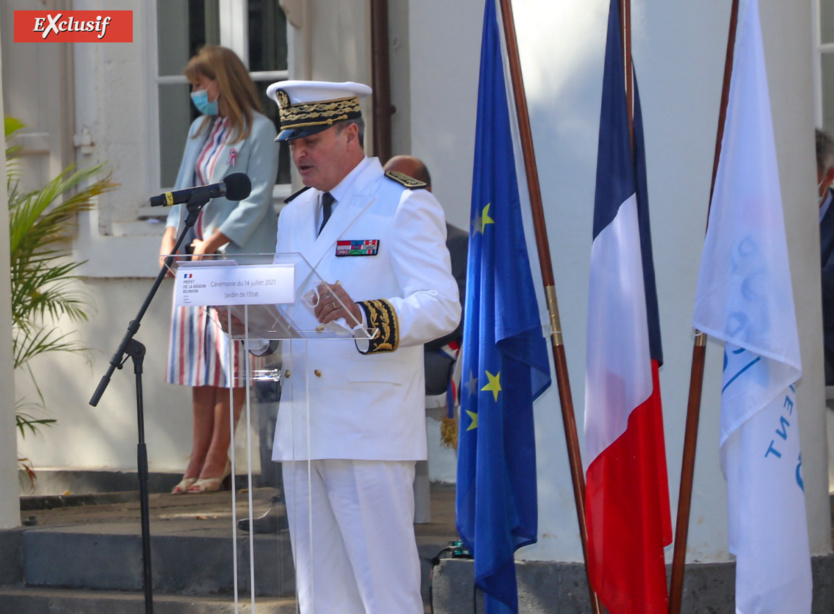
[14,11,133,43]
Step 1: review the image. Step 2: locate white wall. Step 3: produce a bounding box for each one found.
[16,0,375,479]
[409,0,483,230]
[409,0,829,564]
[10,0,830,563]
[13,273,262,476]
[15,276,192,472]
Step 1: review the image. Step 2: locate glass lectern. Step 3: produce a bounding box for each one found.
[169,252,376,612]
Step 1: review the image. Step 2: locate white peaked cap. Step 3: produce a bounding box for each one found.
[266,80,373,141]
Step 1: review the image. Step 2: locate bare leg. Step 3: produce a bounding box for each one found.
[172,386,217,493]
[185,385,217,478]
[198,385,246,479]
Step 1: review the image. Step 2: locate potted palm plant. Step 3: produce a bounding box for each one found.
[6,116,117,484]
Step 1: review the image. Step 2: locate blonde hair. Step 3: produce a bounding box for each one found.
[185,45,263,143]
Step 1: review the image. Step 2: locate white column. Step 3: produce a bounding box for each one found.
[0,27,21,529]
[761,0,832,555]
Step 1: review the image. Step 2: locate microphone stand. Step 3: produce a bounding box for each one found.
[89,195,209,614]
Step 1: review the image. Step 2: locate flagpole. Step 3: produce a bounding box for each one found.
[668,1,740,612]
[496,1,602,612]
[620,0,633,143]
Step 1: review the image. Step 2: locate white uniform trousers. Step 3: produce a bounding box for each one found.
[283,459,423,614]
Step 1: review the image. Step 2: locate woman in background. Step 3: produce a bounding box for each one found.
[158,46,278,493]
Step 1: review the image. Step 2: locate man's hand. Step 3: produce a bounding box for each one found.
[313,282,363,327]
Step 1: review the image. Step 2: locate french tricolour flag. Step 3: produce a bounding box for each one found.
[583,1,672,612]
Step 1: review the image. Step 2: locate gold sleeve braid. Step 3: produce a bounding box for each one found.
[357,299,399,354]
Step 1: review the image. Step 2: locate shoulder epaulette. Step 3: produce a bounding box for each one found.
[284,186,312,204]
[384,170,427,190]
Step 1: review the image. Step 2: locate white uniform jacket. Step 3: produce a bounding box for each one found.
[273,157,461,461]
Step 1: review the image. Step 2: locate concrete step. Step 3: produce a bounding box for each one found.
[21,524,297,597]
[18,469,269,498]
[18,522,448,606]
[6,485,459,609]
[0,587,297,613]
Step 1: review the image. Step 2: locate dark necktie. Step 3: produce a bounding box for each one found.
[318,192,334,236]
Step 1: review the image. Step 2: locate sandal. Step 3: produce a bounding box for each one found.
[171,476,197,494]
[187,461,231,493]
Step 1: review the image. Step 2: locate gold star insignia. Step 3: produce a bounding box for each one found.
[466,410,478,431]
[481,370,501,402]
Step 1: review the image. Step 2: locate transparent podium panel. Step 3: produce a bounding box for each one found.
[166,253,375,612]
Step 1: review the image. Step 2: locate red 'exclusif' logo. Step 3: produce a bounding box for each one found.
[14,11,133,43]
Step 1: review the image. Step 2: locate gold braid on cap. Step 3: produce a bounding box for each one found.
[357,299,399,354]
[278,93,363,130]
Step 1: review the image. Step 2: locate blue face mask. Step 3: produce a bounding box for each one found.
[190,89,219,116]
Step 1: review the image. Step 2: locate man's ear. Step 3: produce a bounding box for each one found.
[344,122,360,147]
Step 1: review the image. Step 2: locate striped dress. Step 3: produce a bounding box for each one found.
[165,117,247,388]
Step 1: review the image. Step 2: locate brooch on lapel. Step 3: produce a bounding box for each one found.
[228,149,238,166]
[336,240,380,257]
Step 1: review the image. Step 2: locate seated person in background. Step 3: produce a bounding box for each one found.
[384,155,468,443]
[816,128,834,385]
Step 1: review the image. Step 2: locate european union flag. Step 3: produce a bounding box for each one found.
[455,1,552,612]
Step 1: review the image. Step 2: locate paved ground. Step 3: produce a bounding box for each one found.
[11,481,457,612]
[19,481,458,547]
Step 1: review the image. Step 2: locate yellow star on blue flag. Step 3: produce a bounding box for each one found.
[466,410,479,431]
[481,370,502,401]
[472,202,495,235]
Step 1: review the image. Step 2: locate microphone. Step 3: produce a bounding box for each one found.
[149,173,252,207]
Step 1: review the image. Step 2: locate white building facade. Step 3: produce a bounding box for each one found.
[1,0,831,567]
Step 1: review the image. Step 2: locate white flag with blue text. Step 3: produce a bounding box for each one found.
[692,0,812,612]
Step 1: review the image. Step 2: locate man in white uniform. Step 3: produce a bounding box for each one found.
[265,80,461,614]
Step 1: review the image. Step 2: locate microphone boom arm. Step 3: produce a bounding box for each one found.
[90,195,207,406]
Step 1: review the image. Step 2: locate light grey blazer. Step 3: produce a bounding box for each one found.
[165,112,279,257]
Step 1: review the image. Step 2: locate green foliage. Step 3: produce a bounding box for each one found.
[6,116,117,436]
[16,411,56,438]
